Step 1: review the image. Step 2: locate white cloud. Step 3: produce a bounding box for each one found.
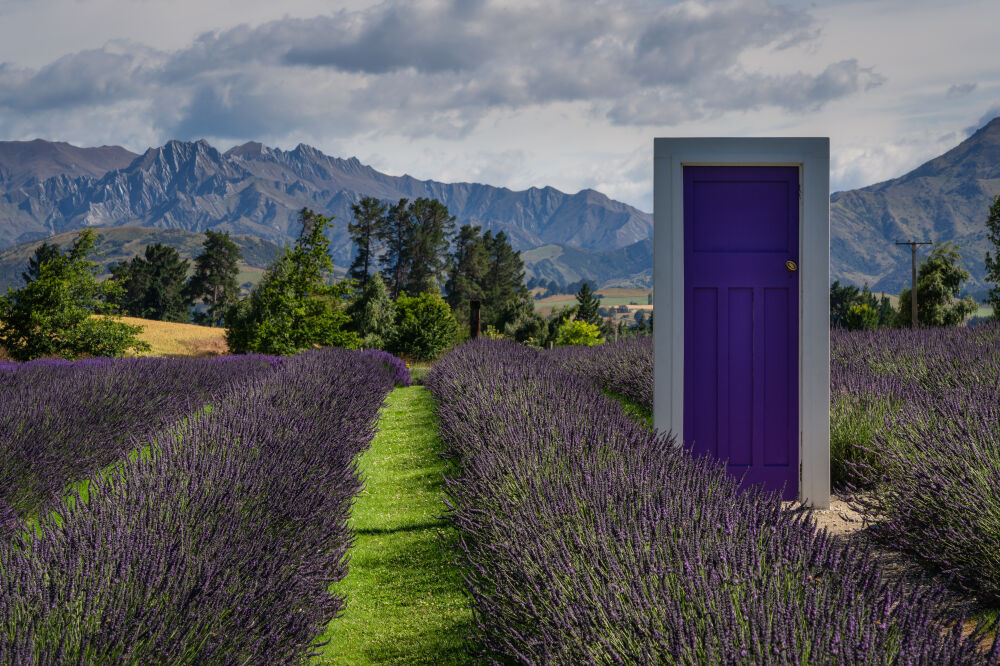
[0,0,880,144]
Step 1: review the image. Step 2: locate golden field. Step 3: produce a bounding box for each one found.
[111,316,229,357]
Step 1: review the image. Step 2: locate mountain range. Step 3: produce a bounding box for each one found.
[0,138,652,292]
[2,119,1000,296]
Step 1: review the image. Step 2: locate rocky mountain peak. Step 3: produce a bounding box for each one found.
[225,141,268,159]
[130,139,243,183]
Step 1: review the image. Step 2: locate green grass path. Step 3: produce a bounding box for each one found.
[312,386,474,665]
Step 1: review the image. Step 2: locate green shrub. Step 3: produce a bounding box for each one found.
[0,230,149,360]
[554,319,603,347]
[390,292,459,361]
[844,303,878,331]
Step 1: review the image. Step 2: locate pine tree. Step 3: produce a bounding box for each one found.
[985,194,1000,321]
[403,197,455,295]
[481,230,531,331]
[574,282,602,327]
[346,271,396,349]
[109,256,149,317]
[142,244,190,322]
[378,198,415,300]
[348,196,388,288]
[22,242,62,284]
[109,244,190,322]
[445,224,488,326]
[185,230,242,326]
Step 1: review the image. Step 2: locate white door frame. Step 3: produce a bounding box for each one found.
[653,138,830,508]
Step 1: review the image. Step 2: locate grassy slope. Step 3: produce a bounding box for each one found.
[88,315,229,357]
[313,386,473,665]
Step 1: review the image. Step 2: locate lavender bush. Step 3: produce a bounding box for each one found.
[545,335,653,410]
[0,354,283,530]
[0,347,393,664]
[427,339,997,665]
[360,349,411,387]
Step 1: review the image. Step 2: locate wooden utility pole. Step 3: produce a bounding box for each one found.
[469,299,481,339]
[896,240,932,328]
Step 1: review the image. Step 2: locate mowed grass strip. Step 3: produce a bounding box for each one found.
[313,386,474,665]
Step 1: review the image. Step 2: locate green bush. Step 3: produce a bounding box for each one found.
[554,319,603,347]
[390,292,459,361]
[844,303,878,331]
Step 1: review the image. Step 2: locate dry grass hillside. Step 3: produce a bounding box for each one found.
[113,316,229,357]
[0,315,228,360]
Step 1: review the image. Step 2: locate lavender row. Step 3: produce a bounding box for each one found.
[426,339,997,665]
[0,354,283,530]
[832,323,1000,604]
[0,348,393,664]
[544,336,654,409]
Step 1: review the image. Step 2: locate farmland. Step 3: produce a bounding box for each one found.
[112,316,229,357]
[533,287,652,316]
[2,326,1000,663]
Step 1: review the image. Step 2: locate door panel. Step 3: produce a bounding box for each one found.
[683,165,799,500]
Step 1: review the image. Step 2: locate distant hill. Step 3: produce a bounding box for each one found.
[831,117,1000,295]
[0,139,653,287]
[0,139,137,187]
[0,226,286,293]
[521,239,652,289]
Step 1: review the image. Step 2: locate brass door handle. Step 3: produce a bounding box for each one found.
[785,260,798,272]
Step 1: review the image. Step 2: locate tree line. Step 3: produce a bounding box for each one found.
[0,197,644,361]
[9,191,994,361]
[831,241,987,330]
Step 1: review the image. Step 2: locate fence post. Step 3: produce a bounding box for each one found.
[470,299,481,339]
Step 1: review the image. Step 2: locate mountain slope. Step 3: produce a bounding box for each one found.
[831,118,1000,294]
[0,139,137,187]
[0,226,284,293]
[521,239,652,289]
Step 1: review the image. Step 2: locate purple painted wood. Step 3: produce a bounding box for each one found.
[684,165,799,500]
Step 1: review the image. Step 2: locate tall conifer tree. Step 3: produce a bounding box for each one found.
[377,198,415,300]
[446,224,488,325]
[481,230,531,330]
[185,230,242,326]
[574,282,602,327]
[404,197,455,295]
[348,196,388,288]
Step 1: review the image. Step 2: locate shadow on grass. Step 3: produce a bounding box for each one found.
[355,519,449,537]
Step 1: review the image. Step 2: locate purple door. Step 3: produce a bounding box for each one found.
[683,165,799,500]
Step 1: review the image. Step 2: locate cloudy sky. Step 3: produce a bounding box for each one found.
[0,0,997,211]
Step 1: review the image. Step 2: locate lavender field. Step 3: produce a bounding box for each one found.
[2,327,999,664]
[427,337,999,664]
[0,349,400,664]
